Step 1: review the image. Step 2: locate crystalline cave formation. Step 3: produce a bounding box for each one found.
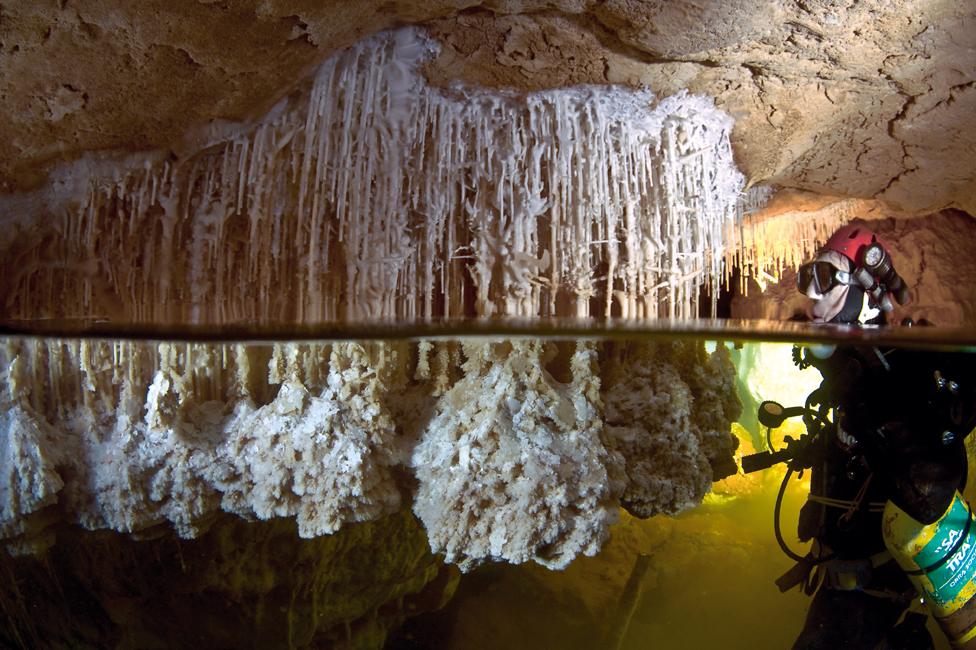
[1,28,747,573]
[2,27,751,323]
[1,338,740,571]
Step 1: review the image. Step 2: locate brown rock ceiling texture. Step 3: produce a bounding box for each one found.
[1,0,974,215]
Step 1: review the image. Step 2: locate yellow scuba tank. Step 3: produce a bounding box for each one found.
[882,491,976,648]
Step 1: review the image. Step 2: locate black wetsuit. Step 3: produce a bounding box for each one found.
[790,344,975,650]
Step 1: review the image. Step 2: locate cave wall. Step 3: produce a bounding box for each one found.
[1,511,458,649]
[1,3,975,647]
[2,1,974,215]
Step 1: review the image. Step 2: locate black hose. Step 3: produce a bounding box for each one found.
[763,384,835,565]
[773,467,808,563]
[773,464,833,566]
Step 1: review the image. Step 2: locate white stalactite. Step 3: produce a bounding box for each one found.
[0,28,753,568]
[3,27,748,323]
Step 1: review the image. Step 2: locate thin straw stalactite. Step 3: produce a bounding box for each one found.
[725,196,867,295]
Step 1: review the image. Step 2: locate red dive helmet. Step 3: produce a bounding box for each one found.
[822,224,881,265]
[814,224,910,311]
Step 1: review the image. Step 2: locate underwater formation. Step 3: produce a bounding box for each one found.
[2,3,976,647]
[0,337,739,570]
[1,28,749,579]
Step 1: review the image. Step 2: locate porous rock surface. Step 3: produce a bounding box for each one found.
[412,341,623,571]
[2,0,974,214]
[603,340,740,517]
[0,338,739,572]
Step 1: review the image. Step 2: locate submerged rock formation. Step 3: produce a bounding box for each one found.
[1,511,458,649]
[3,3,972,647]
[604,340,740,517]
[412,341,622,571]
[6,3,974,646]
[0,337,740,571]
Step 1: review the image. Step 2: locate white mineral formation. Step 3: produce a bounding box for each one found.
[1,27,747,568]
[727,194,873,293]
[411,341,624,571]
[0,339,406,553]
[0,337,739,570]
[603,341,740,517]
[2,27,751,323]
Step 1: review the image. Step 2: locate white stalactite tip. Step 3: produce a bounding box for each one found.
[726,194,875,295]
[0,28,753,569]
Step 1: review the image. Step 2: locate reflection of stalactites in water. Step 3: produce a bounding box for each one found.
[2,28,753,325]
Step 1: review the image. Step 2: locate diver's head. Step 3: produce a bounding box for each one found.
[796,224,909,325]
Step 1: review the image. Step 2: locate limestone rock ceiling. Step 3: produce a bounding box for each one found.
[1,1,974,214]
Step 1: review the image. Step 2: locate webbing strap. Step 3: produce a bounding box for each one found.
[952,619,976,647]
[807,494,886,512]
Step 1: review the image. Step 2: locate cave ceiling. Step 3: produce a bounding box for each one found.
[1,0,974,215]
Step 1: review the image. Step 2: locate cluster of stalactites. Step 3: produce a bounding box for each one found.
[0,336,739,570]
[2,27,748,324]
[725,196,876,294]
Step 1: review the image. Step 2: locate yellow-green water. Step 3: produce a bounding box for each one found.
[395,428,975,650]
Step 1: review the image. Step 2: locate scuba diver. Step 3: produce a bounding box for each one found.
[743,224,976,649]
